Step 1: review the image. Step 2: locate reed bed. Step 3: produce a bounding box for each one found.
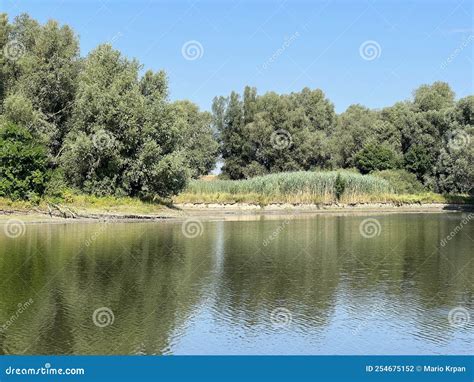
[177,171,394,204]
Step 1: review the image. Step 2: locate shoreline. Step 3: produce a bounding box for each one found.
[0,202,472,224]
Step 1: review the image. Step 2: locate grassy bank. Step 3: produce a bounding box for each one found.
[0,171,471,219]
[174,171,472,205]
[0,192,170,218]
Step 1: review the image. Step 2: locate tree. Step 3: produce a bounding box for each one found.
[214,87,335,178]
[413,81,455,112]
[0,13,10,108]
[170,100,218,178]
[5,14,80,155]
[60,44,215,198]
[433,125,473,194]
[354,142,400,174]
[0,122,49,199]
[62,45,189,197]
[216,91,246,179]
[453,96,473,126]
[329,105,378,168]
[334,173,346,201]
[404,144,436,181]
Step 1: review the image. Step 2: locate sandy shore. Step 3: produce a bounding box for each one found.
[0,202,472,224]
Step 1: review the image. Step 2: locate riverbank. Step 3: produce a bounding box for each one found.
[1,199,472,224]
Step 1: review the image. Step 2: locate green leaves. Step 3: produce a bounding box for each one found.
[214,87,336,179]
[60,44,216,198]
[0,122,49,200]
[355,143,401,174]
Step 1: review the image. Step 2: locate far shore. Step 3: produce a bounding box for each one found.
[0,202,472,224]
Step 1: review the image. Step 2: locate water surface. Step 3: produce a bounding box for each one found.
[0,212,472,354]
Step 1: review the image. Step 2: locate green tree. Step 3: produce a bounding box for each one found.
[5,14,80,155]
[329,105,378,168]
[413,81,455,112]
[63,45,157,196]
[60,44,214,198]
[0,122,49,199]
[404,144,436,181]
[434,126,473,194]
[214,87,335,178]
[354,142,400,174]
[171,100,218,178]
[334,173,346,201]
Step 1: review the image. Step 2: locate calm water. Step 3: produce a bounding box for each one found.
[0,213,472,355]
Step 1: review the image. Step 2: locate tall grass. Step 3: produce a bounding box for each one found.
[177,171,394,204]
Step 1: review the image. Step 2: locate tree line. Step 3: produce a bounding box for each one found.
[0,13,472,201]
[0,14,218,200]
[213,83,473,194]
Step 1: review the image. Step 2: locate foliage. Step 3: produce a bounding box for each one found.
[0,11,472,201]
[0,122,49,199]
[354,143,400,174]
[3,14,80,156]
[170,100,218,178]
[213,81,472,195]
[57,44,216,198]
[0,13,217,200]
[372,170,425,194]
[433,126,473,194]
[214,87,335,179]
[413,81,455,112]
[334,173,346,201]
[181,171,392,204]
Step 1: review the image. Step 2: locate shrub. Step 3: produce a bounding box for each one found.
[372,169,425,194]
[0,122,50,200]
[354,143,400,174]
[334,173,346,201]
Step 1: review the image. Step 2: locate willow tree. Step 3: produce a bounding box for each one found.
[60,44,216,198]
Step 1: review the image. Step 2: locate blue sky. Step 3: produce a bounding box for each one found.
[2,0,473,113]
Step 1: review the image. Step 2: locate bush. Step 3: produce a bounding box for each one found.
[0,122,50,200]
[403,144,435,180]
[372,169,425,194]
[354,143,400,174]
[334,173,346,201]
[44,169,69,197]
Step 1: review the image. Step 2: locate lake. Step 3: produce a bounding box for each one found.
[0,212,472,355]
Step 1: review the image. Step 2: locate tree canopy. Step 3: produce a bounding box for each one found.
[0,12,472,200]
[213,85,472,195]
[0,13,217,199]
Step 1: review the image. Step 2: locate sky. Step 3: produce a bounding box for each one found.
[1,0,473,113]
